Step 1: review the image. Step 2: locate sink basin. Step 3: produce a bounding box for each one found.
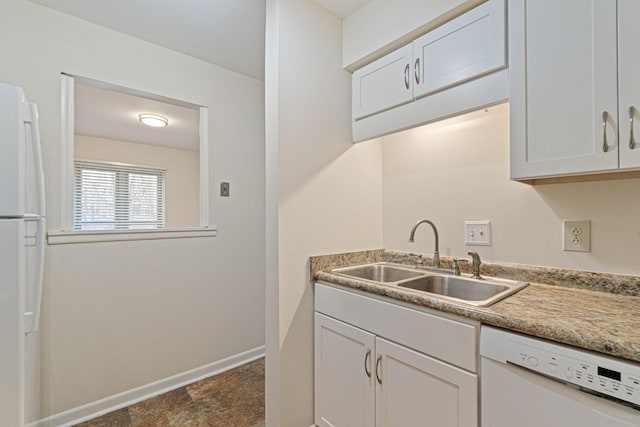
[332,263,424,283]
[399,274,528,307]
[329,262,528,307]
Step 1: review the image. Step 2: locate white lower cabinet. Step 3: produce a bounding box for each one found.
[314,284,478,427]
[376,337,477,427]
[314,313,375,427]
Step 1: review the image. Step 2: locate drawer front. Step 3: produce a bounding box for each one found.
[413,0,506,99]
[315,283,478,372]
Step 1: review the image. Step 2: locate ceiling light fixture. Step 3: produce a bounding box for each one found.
[138,113,168,128]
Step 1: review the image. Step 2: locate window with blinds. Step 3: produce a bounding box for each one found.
[74,161,166,230]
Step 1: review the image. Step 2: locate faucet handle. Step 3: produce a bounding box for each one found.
[452,258,468,276]
[467,251,482,279]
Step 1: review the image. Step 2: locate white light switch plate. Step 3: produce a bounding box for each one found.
[563,220,591,252]
[465,220,491,246]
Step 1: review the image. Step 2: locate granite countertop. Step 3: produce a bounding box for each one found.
[311,250,640,364]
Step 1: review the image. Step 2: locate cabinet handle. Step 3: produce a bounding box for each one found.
[364,349,372,378]
[602,111,610,153]
[375,354,383,384]
[404,64,410,90]
[414,58,420,84]
[630,106,637,150]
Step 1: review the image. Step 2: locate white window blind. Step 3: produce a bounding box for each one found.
[74,161,166,230]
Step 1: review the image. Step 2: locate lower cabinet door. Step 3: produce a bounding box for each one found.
[314,313,375,427]
[375,337,478,427]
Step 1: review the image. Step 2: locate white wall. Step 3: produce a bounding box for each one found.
[343,0,482,69]
[265,0,384,425]
[0,0,264,418]
[75,135,200,228]
[382,103,640,276]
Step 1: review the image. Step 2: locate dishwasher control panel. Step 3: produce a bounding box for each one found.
[506,336,640,407]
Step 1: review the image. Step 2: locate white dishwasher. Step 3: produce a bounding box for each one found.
[480,326,640,426]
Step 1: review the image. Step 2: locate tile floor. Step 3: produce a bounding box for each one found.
[74,358,265,427]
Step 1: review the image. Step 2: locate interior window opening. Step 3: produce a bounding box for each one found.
[60,74,210,233]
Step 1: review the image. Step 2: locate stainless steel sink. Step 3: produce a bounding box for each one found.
[332,263,424,283]
[330,262,528,307]
[398,274,528,306]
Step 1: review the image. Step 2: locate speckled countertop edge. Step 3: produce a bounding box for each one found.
[388,250,640,296]
[312,249,640,296]
[311,250,640,364]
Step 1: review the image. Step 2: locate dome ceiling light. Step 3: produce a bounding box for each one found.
[138,113,168,128]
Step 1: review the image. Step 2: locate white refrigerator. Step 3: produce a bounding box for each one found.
[0,83,46,427]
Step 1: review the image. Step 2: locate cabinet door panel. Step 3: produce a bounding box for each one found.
[314,313,375,427]
[375,338,477,427]
[352,44,413,120]
[510,0,618,179]
[618,0,640,169]
[413,0,505,99]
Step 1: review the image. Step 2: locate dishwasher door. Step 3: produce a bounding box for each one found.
[481,356,640,426]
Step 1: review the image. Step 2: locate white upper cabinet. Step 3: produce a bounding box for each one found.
[351,0,507,142]
[352,44,413,120]
[510,0,640,180]
[618,0,640,169]
[412,0,505,99]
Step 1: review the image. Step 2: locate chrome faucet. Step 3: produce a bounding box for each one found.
[408,219,440,268]
[468,251,482,279]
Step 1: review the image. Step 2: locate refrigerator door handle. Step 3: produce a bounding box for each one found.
[24,102,46,217]
[25,218,45,334]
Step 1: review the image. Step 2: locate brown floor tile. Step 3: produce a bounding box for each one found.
[166,399,223,426]
[129,387,193,425]
[233,359,264,382]
[223,387,265,425]
[74,407,131,427]
[186,370,240,401]
[74,358,264,427]
[131,413,172,427]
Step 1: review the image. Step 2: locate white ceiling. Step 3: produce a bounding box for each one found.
[32,0,371,149]
[30,0,267,81]
[314,0,371,18]
[30,0,372,81]
[75,81,200,152]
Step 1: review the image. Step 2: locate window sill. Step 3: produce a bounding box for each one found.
[47,227,217,245]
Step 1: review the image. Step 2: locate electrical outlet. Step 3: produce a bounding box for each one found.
[563,220,590,252]
[465,220,491,246]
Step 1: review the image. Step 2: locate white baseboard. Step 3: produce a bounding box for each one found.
[29,346,265,427]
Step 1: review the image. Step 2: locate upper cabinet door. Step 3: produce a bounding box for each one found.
[618,0,640,169]
[352,44,413,121]
[412,0,506,99]
[510,0,619,180]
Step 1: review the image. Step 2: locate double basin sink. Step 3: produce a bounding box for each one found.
[330,263,528,307]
